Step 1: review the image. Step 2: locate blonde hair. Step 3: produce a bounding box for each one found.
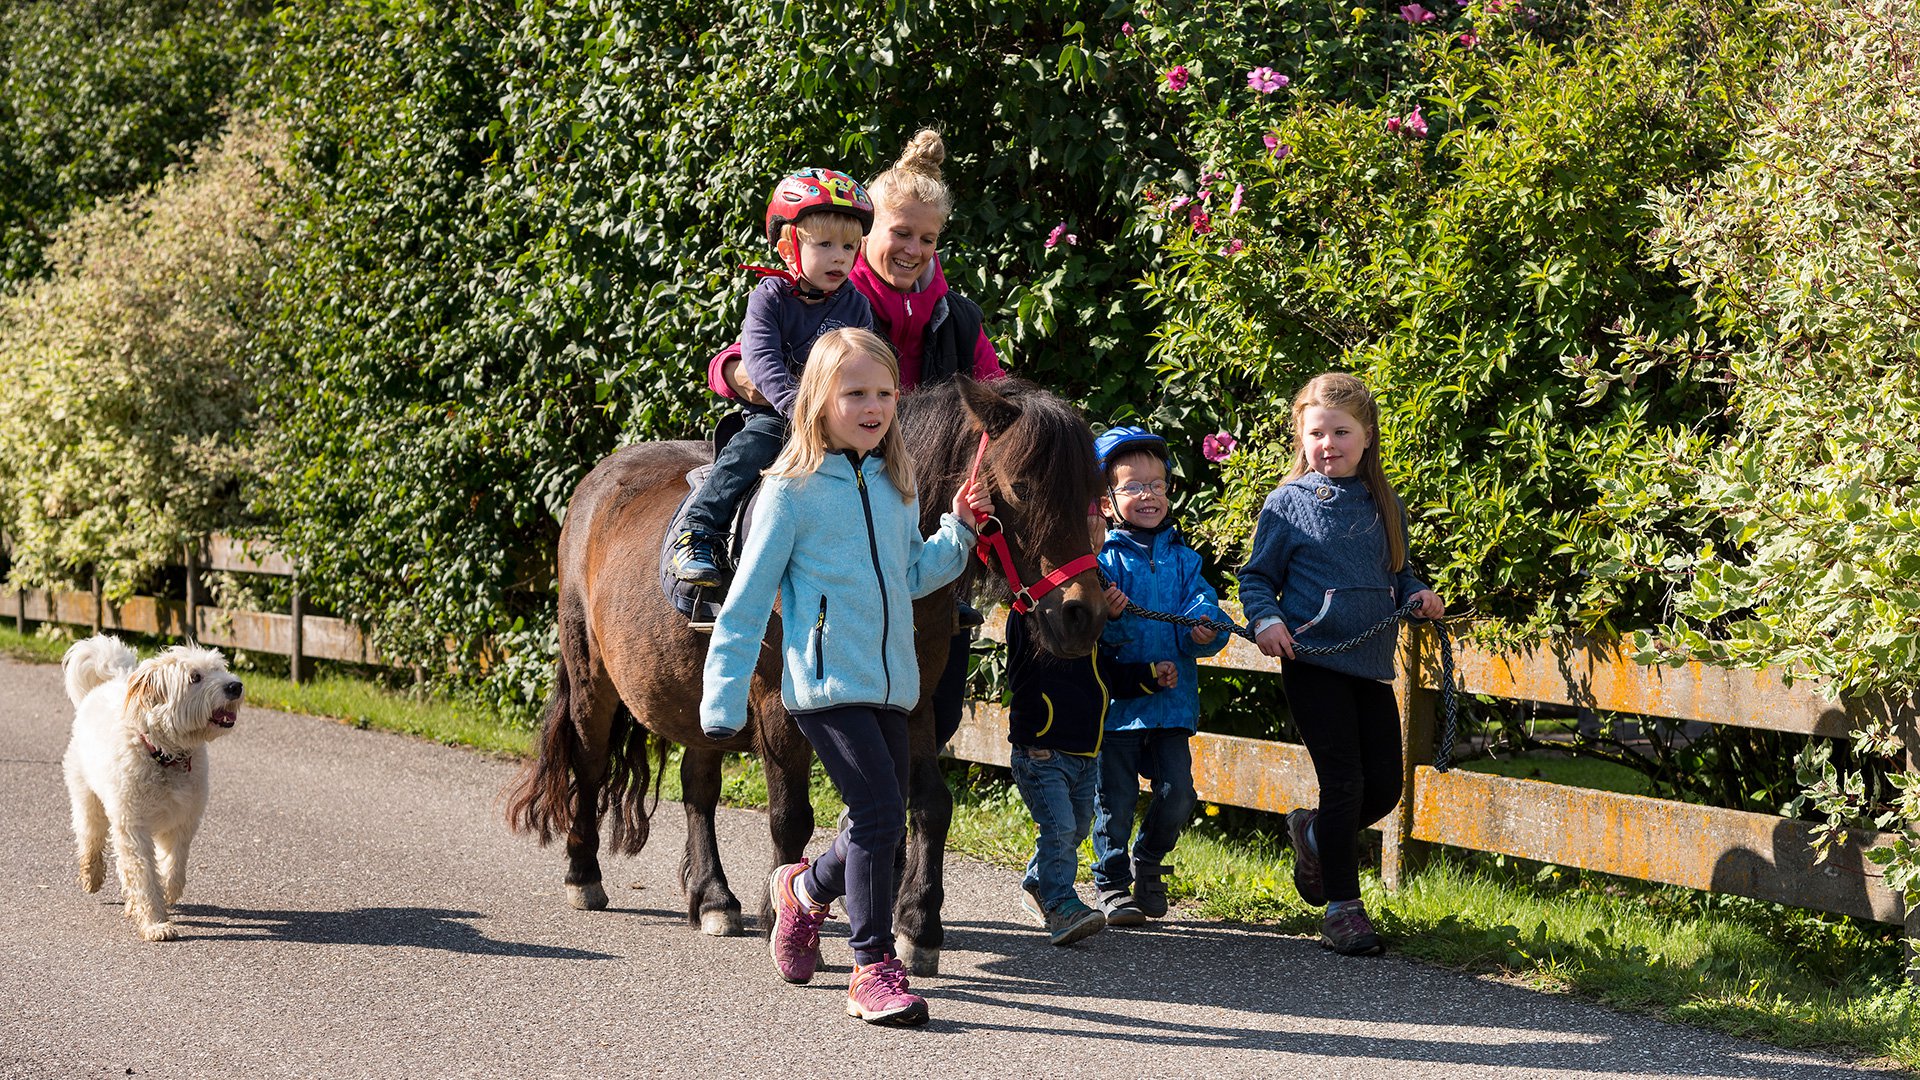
[768,328,915,499]
[866,128,954,223]
[787,211,865,248]
[1285,372,1408,572]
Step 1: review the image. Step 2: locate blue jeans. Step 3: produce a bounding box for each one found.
[681,408,785,538]
[1092,729,1197,890]
[1010,747,1098,910]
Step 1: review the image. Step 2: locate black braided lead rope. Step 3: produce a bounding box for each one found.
[1109,590,1460,773]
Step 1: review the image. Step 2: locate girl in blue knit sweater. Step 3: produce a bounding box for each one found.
[1237,373,1445,957]
[699,327,991,1026]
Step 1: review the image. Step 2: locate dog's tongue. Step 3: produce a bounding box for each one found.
[210,709,237,728]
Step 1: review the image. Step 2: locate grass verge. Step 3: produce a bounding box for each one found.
[7,624,1911,1070]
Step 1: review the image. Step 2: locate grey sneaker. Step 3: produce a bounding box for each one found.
[1045,898,1107,946]
[1320,903,1384,956]
[1019,882,1045,924]
[1287,808,1326,907]
[1095,887,1147,927]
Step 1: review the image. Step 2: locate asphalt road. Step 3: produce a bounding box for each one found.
[0,653,1902,1079]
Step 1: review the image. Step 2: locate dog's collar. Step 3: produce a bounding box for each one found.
[139,732,192,772]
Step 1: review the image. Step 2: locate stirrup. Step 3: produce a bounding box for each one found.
[685,585,723,633]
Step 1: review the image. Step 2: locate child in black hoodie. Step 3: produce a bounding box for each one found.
[1007,524,1175,946]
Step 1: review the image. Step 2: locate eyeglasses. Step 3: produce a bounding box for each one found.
[1111,480,1170,498]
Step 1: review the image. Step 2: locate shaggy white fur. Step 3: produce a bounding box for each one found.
[62,634,243,941]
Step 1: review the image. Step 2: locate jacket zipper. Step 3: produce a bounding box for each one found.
[854,463,892,704]
[813,596,828,681]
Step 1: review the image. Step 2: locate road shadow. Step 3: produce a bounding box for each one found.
[905,916,1898,1078]
[176,903,618,959]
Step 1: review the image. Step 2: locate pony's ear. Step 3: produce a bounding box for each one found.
[958,377,1023,439]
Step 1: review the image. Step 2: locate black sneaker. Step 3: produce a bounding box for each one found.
[1131,859,1169,918]
[1095,887,1147,927]
[1045,898,1107,946]
[1320,903,1384,956]
[668,531,728,587]
[1287,808,1326,907]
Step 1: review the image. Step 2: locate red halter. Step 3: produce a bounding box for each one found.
[963,430,1100,615]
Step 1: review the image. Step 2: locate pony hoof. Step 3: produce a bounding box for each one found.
[896,934,940,977]
[700,909,744,936]
[567,882,609,910]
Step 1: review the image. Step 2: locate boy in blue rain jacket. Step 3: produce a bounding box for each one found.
[1088,425,1229,925]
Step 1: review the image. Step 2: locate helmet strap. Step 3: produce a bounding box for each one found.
[776,228,830,300]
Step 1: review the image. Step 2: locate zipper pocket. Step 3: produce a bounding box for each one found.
[812,596,827,681]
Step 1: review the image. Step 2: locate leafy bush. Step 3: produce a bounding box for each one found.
[1623,0,1920,896]
[0,0,268,283]
[252,0,1199,717]
[0,117,283,596]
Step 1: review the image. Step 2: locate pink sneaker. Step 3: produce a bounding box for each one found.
[768,861,829,983]
[846,956,928,1026]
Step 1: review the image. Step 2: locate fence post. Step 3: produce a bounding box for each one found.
[1905,709,1919,982]
[1382,624,1437,890]
[183,543,199,643]
[90,571,102,635]
[289,570,305,685]
[14,586,23,635]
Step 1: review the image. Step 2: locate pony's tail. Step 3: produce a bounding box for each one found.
[601,703,666,856]
[504,659,579,844]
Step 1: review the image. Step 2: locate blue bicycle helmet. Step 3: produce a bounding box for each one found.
[1094,425,1169,471]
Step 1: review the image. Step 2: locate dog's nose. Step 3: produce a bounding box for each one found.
[225,680,243,699]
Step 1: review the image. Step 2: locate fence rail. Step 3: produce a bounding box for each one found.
[8,535,1915,964]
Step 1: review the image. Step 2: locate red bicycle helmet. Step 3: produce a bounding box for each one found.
[764,167,875,244]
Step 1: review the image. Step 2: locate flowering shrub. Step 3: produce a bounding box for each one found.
[0,118,284,596]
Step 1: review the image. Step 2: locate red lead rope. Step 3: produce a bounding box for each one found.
[963,429,1101,614]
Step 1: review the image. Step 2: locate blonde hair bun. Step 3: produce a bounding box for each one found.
[895,128,945,180]
[869,128,954,222]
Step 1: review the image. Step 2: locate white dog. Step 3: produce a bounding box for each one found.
[62,634,242,941]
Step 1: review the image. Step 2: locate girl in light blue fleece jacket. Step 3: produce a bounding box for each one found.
[699,327,989,1027]
[1238,372,1445,959]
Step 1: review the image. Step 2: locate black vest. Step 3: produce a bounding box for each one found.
[905,291,986,388]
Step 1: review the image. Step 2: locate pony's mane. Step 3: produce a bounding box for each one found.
[900,378,1102,602]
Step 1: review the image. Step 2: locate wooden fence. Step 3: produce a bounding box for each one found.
[9,535,1916,966]
[953,607,1919,971]
[5,537,378,683]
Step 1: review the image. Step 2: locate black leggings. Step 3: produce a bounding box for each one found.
[1282,660,1402,903]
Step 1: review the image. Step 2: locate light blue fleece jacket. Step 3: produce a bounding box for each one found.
[1097,522,1229,733]
[1236,472,1429,682]
[700,449,976,738]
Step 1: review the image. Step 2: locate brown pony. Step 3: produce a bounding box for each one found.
[505,377,1104,974]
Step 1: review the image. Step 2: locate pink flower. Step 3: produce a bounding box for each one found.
[1122,21,1134,34]
[1228,184,1244,215]
[1385,116,1403,135]
[1263,133,1279,152]
[1274,143,1292,159]
[1399,3,1435,22]
[1247,66,1288,94]
[1045,222,1078,248]
[1165,65,1190,91]
[1405,106,1428,137]
[1188,206,1213,234]
[1196,188,1212,201]
[1202,432,1239,462]
[1458,32,1479,47]
[1167,195,1191,212]
[1221,238,1245,256]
